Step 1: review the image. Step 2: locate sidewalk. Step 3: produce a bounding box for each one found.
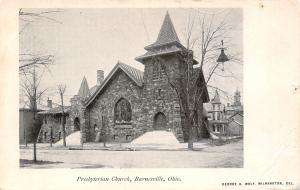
[19,140,211,151]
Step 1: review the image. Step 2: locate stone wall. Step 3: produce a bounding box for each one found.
[141,54,184,142]
[86,70,144,143]
[37,114,73,143]
[82,53,210,143]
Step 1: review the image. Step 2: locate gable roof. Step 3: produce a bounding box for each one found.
[118,62,144,85]
[228,112,243,125]
[78,76,91,98]
[84,61,144,107]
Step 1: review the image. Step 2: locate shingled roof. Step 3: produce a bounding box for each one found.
[118,62,144,85]
[145,11,181,50]
[84,61,144,107]
[136,12,186,62]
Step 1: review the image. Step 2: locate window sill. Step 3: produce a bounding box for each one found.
[114,124,133,129]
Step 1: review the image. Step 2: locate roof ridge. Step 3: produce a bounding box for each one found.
[84,61,144,107]
[118,61,144,73]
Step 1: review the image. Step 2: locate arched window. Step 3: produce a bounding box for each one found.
[114,98,132,124]
[153,62,159,80]
[74,117,80,131]
[153,59,166,80]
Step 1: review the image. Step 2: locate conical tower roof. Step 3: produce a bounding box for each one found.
[136,11,185,62]
[77,76,90,99]
[145,11,182,50]
[212,90,221,104]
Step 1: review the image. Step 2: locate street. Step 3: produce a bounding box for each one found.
[20,140,243,168]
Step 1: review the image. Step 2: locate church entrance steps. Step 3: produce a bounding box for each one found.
[54,131,81,146]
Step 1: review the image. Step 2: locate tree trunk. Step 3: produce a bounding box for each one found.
[60,93,66,147]
[188,130,194,150]
[50,126,53,147]
[25,127,27,147]
[187,116,194,150]
[33,140,37,162]
[62,121,66,147]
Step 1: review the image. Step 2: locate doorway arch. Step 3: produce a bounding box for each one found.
[74,117,80,131]
[153,112,167,130]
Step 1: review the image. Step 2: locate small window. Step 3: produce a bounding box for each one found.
[217,125,220,132]
[153,62,159,80]
[158,89,162,97]
[114,135,118,140]
[126,135,132,141]
[44,132,47,139]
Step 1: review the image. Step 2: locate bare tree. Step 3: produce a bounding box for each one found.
[57,84,67,147]
[161,10,242,150]
[20,62,51,161]
[19,8,62,160]
[19,8,62,35]
[93,105,108,147]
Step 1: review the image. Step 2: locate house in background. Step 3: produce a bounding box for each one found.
[37,76,93,143]
[225,89,243,117]
[205,89,244,137]
[227,113,243,136]
[205,90,228,136]
[19,108,43,144]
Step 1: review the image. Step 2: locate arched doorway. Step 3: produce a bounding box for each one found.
[153,112,167,130]
[74,117,80,131]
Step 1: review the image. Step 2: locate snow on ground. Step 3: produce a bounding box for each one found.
[54,131,81,146]
[128,131,209,150]
[129,131,186,150]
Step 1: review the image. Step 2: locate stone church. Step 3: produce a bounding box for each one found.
[38,12,210,144]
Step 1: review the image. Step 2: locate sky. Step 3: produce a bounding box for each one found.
[19,8,243,107]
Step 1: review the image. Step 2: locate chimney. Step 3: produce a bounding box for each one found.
[97,70,104,85]
[47,97,52,108]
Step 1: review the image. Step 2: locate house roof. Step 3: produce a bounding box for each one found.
[145,11,181,50]
[78,76,91,99]
[38,106,71,115]
[84,61,144,107]
[228,112,244,125]
[212,90,221,104]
